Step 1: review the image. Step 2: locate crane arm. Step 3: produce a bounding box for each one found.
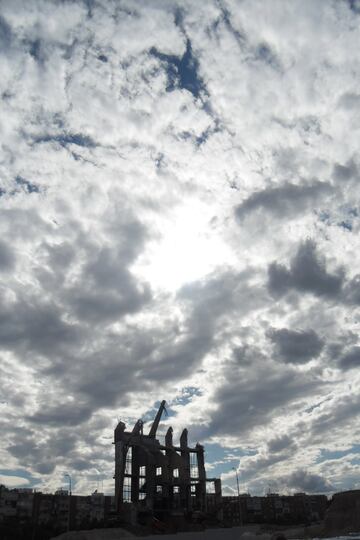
[148,400,166,438]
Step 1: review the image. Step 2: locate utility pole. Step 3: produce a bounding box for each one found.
[232,467,242,526]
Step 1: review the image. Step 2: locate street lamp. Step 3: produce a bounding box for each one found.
[64,474,72,532]
[232,467,242,526]
[64,473,72,496]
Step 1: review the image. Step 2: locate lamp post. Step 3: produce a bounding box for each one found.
[232,467,242,526]
[65,473,72,496]
[65,474,72,531]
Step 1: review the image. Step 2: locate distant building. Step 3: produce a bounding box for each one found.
[222,492,328,526]
[0,486,34,524]
[0,485,115,537]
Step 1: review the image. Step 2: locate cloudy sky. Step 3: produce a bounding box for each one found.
[1,0,360,497]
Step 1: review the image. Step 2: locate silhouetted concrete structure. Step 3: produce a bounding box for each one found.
[114,400,221,521]
[325,490,360,535]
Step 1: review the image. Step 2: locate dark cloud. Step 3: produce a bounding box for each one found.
[240,448,296,483]
[0,15,12,50]
[338,346,360,370]
[310,393,360,438]
[255,43,281,70]
[284,469,333,493]
[66,225,152,323]
[45,241,75,269]
[1,208,51,240]
[7,429,79,475]
[269,328,324,364]
[68,282,151,323]
[342,275,360,305]
[232,345,259,366]
[38,269,252,419]
[333,160,358,182]
[0,297,81,356]
[267,434,293,453]
[267,262,292,296]
[0,240,15,271]
[136,271,247,382]
[129,269,267,389]
[8,438,56,475]
[28,403,93,427]
[347,0,360,15]
[268,240,343,298]
[235,181,331,221]
[338,92,360,109]
[0,207,159,438]
[61,344,140,412]
[199,365,320,439]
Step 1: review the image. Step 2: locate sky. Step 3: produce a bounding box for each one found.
[0,0,360,498]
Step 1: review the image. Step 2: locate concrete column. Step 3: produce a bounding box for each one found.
[145,455,156,510]
[196,443,206,512]
[180,429,191,512]
[114,422,126,512]
[215,478,223,521]
[166,449,174,509]
[163,428,173,506]
[131,446,139,503]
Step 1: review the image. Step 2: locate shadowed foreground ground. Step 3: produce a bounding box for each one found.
[52,523,326,540]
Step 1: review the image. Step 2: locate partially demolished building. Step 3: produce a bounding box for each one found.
[114,400,221,521]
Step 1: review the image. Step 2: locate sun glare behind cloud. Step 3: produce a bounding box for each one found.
[135,203,234,291]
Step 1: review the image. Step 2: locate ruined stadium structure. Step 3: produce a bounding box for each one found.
[114,400,221,519]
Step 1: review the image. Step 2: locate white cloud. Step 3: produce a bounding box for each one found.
[0,475,29,488]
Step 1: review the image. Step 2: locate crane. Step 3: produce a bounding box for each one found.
[148,400,167,438]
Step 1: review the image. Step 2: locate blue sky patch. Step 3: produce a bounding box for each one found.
[150,39,207,99]
[15,176,40,194]
[35,133,97,149]
[29,38,45,62]
[154,152,164,170]
[216,5,245,47]
[177,120,220,147]
[173,387,202,406]
[141,401,174,425]
[338,220,352,231]
[204,443,256,478]
[256,43,281,70]
[0,468,40,488]
[348,0,360,14]
[317,444,360,462]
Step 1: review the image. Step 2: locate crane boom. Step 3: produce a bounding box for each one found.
[148,400,166,438]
